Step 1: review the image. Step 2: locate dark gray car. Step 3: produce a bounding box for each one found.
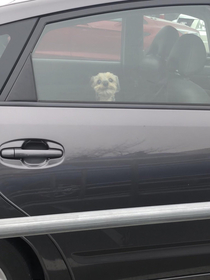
[1,0,210,280]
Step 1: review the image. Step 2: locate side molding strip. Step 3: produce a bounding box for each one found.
[0,201,210,238]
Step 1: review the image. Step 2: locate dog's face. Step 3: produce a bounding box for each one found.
[91,72,120,101]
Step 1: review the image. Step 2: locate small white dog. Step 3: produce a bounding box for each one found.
[91,72,120,101]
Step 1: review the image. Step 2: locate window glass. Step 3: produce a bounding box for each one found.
[32,6,210,105]
[0,34,10,58]
[174,14,209,52]
[0,19,36,95]
[143,13,209,52]
[34,18,122,61]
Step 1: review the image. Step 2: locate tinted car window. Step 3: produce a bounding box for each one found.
[0,34,10,58]
[174,14,209,52]
[0,19,37,95]
[34,19,122,61]
[32,6,210,104]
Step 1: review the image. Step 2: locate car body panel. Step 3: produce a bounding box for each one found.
[0,193,71,280]
[1,106,210,278]
[1,0,210,25]
[0,0,126,25]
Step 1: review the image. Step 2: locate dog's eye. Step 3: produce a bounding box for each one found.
[109,78,113,82]
[97,80,101,84]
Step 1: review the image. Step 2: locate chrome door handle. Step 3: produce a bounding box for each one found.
[1,148,63,159]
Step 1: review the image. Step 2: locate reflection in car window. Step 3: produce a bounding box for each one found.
[173,14,209,52]
[0,34,10,58]
[33,18,122,61]
[32,6,210,105]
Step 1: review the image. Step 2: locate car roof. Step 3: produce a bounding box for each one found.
[0,0,127,25]
[0,0,32,6]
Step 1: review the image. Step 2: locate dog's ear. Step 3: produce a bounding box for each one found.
[115,75,120,92]
[90,76,95,88]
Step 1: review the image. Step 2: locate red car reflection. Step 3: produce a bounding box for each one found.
[34,16,199,61]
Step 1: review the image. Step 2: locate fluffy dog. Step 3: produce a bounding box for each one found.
[91,72,120,101]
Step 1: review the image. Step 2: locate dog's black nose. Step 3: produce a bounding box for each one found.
[103,81,108,87]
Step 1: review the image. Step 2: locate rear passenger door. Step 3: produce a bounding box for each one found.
[2,2,210,280]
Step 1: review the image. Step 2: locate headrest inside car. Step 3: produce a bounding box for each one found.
[167,34,206,77]
[147,25,179,59]
[140,25,179,83]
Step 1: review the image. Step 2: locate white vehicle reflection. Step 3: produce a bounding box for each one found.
[173,14,209,52]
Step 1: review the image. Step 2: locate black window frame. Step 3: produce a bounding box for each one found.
[0,18,38,95]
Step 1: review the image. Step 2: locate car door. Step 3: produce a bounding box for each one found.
[2,1,210,280]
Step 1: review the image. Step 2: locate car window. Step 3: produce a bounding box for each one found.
[0,19,37,95]
[143,14,200,51]
[33,18,122,61]
[0,34,10,58]
[173,14,209,52]
[32,5,210,105]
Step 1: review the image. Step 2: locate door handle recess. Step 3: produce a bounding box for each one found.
[1,148,63,159]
